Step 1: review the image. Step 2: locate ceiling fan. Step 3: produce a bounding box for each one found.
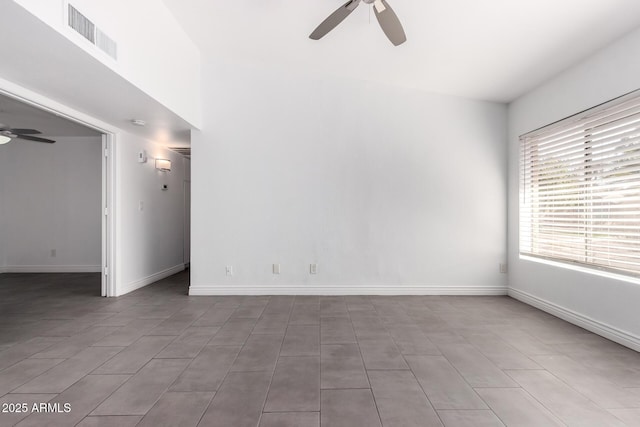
[0,124,56,144]
[310,0,406,46]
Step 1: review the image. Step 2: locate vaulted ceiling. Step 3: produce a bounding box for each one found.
[164,0,640,102]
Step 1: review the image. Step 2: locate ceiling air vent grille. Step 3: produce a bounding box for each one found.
[68,4,94,43]
[96,29,117,60]
[67,4,117,60]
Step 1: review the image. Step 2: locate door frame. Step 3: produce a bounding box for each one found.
[101,133,116,297]
[183,178,191,268]
[0,84,117,296]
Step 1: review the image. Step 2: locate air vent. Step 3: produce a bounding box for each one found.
[67,4,117,60]
[96,29,117,60]
[68,5,94,43]
[169,147,191,158]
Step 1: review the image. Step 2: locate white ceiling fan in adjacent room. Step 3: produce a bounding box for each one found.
[0,124,56,145]
[310,0,407,46]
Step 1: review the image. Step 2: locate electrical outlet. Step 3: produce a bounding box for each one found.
[310,263,317,274]
[226,266,233,276]
[273,264,280,274]
[500,263,508,274]
[50,249,56,257]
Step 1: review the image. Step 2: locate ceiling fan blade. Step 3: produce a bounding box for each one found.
[15,134,56,144]
[310,0,361,40]
[374,0,406,46]
[8,128,41,135]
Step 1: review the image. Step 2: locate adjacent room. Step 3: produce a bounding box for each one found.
[0,94,103,282]
[0,0,639,426]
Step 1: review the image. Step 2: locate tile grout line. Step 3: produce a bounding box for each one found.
[351,296,383,427]
[396,299,447,427]
[257,297,294,426]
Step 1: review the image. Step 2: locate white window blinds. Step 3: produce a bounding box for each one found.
[520,91,640,277]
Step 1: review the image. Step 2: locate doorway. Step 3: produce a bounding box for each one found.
[0,90,115,296]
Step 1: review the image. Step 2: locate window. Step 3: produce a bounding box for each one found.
[520,91,640,278]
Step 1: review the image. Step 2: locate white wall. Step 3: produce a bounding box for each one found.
[12,0,202,127]
[190,60,508,295]
[508,27,640,350]
[0,136,102,272]
[114,133,187,295]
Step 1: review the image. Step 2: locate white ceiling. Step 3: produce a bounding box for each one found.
[0,93,101,139]
[163,0,640,102]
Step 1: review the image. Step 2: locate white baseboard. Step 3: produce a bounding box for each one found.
[0,265,101,273]
[189,284,507,296]
[508,288,640,352]
[117,264,185,296]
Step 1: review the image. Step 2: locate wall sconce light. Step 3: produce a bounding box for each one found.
[155,159,171,171]
[0,135,12,145]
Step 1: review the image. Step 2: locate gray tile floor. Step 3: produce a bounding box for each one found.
[1,271,640,426]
